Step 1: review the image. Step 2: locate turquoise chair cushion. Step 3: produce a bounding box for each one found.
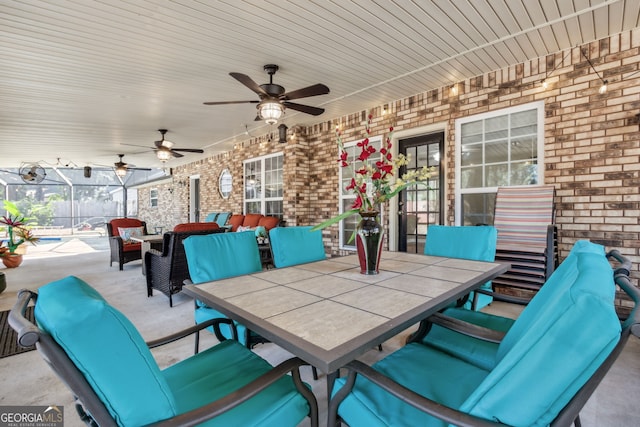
[184,232,262,284]
[334,343,490,427]
[424,225,497,310]
[215,212,231,227]
[163,340,311,427]
[35,276,176,426]
[184,232,263,342]
[269,226,326,268]
[335,240,621,426]
[422,240,612,370]
[205,212,219,222]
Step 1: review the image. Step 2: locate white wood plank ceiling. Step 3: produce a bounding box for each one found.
[1,0,638,169]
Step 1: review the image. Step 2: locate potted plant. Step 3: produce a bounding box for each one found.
[0,200,40,268]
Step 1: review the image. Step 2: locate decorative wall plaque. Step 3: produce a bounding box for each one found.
[219,169,232,198]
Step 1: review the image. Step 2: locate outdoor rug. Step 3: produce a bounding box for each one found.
[0,306,36,358]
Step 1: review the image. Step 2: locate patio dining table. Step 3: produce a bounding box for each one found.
[183,252,509,385]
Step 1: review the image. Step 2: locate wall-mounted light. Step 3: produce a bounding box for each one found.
[278,124,288,143]
[541,49,572,90]
[581,48,608,94]
[449,84,458,96]
[257,100,284,124]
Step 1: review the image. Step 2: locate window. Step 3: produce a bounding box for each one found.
[244,153,283,218]
[339,136,383,250]
[149,189,158,208]
[455,101,544,225]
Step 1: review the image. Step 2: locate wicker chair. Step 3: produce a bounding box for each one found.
[106,218,148,270]
[145,227,224,307]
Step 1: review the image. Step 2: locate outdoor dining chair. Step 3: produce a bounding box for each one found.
[329,241,639,427]
[9,276,318,427]
[269,226,327,268]
[183,231,264,350]
[423,224,498,311]
[490,184,558,303]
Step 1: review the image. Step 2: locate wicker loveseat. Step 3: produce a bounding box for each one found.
[145,222,223,306]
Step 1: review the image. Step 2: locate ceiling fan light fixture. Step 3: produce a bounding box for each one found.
[115,165,127,177]
[258,100,284,124]
[156,147,172,162]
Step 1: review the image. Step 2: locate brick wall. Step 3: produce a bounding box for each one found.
[138,29,640,270]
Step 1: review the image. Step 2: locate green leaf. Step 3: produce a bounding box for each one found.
[311,208,360,231]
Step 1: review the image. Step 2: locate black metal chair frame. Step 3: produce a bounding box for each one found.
[329,250,640,427]
[9,289,318,427]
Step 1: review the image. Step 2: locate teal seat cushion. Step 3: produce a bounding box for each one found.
[422,240,610,370]
[163,340,311,427]
[205,212,219,222]
[184,232,262,284]
[424,225,497,310]
[334,343,490,427]
[269,226,326,268]
[35,276,176,426]
[423,307,514,370]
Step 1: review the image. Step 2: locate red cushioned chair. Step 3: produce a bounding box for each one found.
[107,218,148,270]
[258,215,280,231]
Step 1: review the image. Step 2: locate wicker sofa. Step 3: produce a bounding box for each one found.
[227,213,280,232]
[145,222,224,306]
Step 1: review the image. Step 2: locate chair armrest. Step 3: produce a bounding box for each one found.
[428,312,506,343]
[475,287,532,306]
[328,360,507,427]
[150,357,317,427]
[146,318,235,349]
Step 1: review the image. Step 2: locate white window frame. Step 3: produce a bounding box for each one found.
[339,135,383,250]
[243,152,284,215]
[149,188,158,207]
[454,101,545,225]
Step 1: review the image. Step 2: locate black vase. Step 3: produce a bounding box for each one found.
[355,211,384,275]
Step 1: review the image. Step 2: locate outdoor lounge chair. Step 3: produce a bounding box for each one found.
[8,276,318,427]
[106,218,149,270]
[329,240,639,427]
[183,231,264,350]
[490,184,558,303]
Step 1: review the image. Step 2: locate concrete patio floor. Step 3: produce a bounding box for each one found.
[1,237,639,426]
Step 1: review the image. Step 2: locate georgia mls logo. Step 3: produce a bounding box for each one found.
[0,405,64,426]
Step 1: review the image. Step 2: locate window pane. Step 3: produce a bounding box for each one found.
[511,136,537,161]
[461,166,483,188]
[461,144,482,166]
[510,160,538,185]
[461,193,496,225]
[485,140,508,163]
[485,163,509,187]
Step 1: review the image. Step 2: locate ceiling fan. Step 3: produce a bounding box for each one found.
[19,163,46,184]
[152,129,204,162]
[203,64,330,124]
[113,154,151,177]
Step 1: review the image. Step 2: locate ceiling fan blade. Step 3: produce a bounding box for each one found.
[203,100,260,105]
[169,150,185,158]
[282,83,330,100]
[230,72,269,96]
[172,148,204,153]
[282,101,325,116]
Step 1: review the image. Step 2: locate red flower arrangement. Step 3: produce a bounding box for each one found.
[314,112,431,230]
